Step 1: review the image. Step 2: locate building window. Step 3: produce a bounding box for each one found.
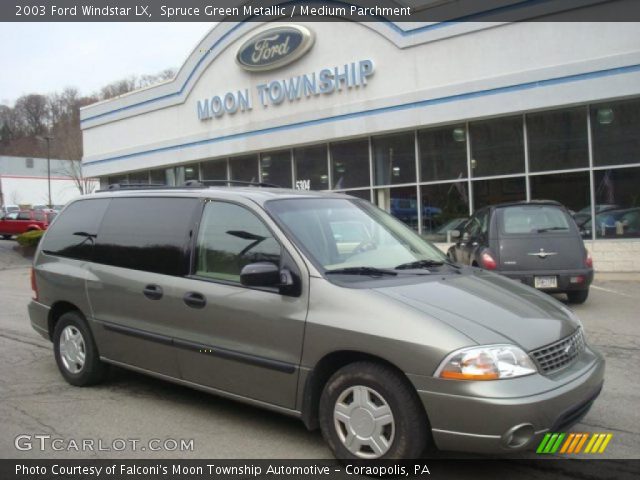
[149,169,166,185]
[592,167,640,238]
[128,170,150,184]
[331,139,370,189]
[527,107,589,172]
[230,154,259,183]
[372,132,416,186]
[184,164,200,182]
[591,98,640,167]
[201,159,228,181]
[379,186,419,231]
[294,145,328,190]
[25,158,34,168]
[473,177,526,209]
[107,175,128,185]
[343,189,371,201]
[421,182,469,235]
[529,171,591,213]
[470,116,524,177]
[260,150,292,188]
[419,124,467,182]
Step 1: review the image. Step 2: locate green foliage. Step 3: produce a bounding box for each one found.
[17,229,44,247]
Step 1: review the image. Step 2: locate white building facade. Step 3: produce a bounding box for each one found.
[80,18,640,271]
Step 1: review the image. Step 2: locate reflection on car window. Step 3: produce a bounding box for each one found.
[196,202,281,283]
[266,198,446,271]
[501,206,570,234]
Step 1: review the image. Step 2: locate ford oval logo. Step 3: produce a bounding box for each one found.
[236,25,314,72]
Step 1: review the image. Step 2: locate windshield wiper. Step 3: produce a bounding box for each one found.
[536,226,569,233]
[325,266,398,277]
[395,259,443,270]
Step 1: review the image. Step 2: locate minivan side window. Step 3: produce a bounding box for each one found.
[40,199,110,261]
[94,197,199,276]
[195,201,281,283]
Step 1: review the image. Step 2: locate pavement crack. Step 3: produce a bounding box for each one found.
[10,403,65,437]
[579,421,640,436]
[0,332,50,350]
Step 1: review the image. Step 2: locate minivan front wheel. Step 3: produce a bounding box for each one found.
[319,362,428,459]
[53,311,107,386]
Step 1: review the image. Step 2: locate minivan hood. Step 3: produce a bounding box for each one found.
[373,270,580,351]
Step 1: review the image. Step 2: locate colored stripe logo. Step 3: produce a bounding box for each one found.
[537,433,613,454]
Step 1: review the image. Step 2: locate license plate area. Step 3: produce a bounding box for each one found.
[534,276,558,289]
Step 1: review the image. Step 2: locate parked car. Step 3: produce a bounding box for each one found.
[0,209,55,239]
[447,200,593,304]
[572,204,620,228]
[29,186,603,460]
[1,204,20,215]
[580,206,640,238]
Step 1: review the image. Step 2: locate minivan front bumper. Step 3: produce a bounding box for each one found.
[501,268,594,292]
[410,347,604,454]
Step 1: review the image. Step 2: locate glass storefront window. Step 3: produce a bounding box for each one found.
[149,169,166,184]
[421,182,470,236]
[529,171,590,213]
[473,177,526,210]
[419,124,467,182]
[591,167,640,238]
[470,116,524,177]
[183,164,200,182]
[527,107,588,172]
[591,98,640,166]
[260,150,292,188]
[127,171,149,184]
[294,145,329,190]
[230,154,259,183]
[331,139,370,189]
[107,175,128,185]
[372,132,416,186]
[201,159,228,180]
[379,186,419,231]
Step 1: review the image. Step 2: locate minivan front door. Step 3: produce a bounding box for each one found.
[173,201,308,410]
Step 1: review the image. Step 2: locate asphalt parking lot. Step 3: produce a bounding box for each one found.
[0,238,638,460]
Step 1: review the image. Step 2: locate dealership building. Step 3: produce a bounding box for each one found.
[80,15,640,271]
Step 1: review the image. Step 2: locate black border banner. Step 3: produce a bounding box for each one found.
[3,459,640,480]
[3,0,640,22]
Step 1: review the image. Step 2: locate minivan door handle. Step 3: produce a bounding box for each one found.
[183,292,206,309]
[143,284,163,300]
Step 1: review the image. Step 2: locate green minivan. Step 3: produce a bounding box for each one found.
[29,185,604,459]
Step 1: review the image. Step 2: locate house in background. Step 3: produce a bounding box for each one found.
[0,155,97,208]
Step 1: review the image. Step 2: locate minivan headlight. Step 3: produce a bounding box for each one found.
[435,345,537,380]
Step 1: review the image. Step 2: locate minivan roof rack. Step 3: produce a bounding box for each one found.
[183,179,281,188]
[96,179,281,193]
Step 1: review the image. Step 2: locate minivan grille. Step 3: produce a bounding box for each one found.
[530,328,585,374]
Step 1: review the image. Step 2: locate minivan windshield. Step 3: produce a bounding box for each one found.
[500,205,571,234]
[266,198,447,272]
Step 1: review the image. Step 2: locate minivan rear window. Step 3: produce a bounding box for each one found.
[500,205,570,234]
[94,197,199,276]
[40,199,110,260]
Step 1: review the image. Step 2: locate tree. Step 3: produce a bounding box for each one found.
[14,94,49,136]
[55,159,98,195]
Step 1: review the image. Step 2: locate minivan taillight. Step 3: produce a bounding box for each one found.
[585,250,593,268]
[480,251,497,270]
[30,267,39,301]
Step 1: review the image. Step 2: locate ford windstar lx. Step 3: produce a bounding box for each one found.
[29,184,604,459]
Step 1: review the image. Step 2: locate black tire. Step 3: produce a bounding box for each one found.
[1,235,11,240]
[567,289,589,304]
[319,361,429,460]
[52,311,108,386]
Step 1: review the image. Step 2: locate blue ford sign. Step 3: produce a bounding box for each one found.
[236,25,315,72]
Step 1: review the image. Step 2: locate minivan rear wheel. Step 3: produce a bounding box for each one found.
[53,311,107,386]
[567,289,589,304]
[319,361,428,459]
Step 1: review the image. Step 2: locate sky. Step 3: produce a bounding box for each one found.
[0,22,214,106]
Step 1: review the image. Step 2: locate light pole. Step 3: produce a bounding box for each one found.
[37,135,54,208]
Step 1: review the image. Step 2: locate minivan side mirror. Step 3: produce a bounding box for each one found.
[240,262,281,287]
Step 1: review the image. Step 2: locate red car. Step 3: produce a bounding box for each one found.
[0,209,56,239]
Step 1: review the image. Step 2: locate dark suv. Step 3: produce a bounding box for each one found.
[448,201,593,304]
